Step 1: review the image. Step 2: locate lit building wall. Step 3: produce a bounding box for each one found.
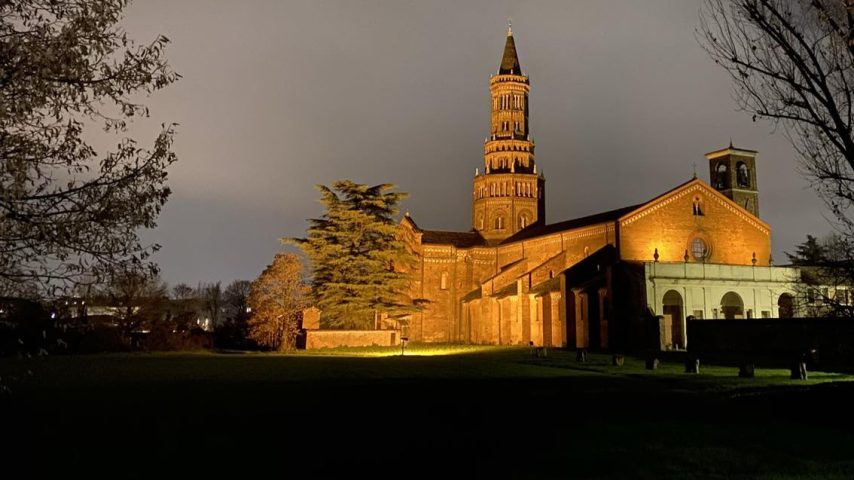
[619,181,771,267]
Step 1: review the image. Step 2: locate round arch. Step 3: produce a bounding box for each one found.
[720,291,744,319]
[778,293,794,318]
[662,290,685,349]
[663,290,683,307]
[736,161,750,188]
[715,162,729,189]
[517,209,532,230]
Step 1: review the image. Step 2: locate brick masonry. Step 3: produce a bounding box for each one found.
[305,330,399,349]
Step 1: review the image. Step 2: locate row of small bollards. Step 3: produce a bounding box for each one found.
[571,348,810,380]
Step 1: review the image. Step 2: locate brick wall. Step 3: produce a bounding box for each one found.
[620,182,770,266]
[305,330,399,349]
[302,307,321,330]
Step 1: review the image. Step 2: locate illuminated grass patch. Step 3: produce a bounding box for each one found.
[291,343,505,357]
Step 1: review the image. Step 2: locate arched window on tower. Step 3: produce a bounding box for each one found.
[495,216,504,230]
[715,163,728,189]
[519,214,529,229]
[440,272,448,290]
[736,162,750,188]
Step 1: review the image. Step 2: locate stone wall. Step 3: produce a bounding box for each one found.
[305,330,399,349]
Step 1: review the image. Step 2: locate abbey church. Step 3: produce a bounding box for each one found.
[399,27,801,350]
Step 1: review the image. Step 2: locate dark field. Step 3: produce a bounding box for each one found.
[2,347,854,479]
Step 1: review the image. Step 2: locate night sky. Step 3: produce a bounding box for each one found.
[114,0,830,286]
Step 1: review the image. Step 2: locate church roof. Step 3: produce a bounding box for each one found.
[500,204,643,244]
[412,178,768,249]
[401,214,486,248]
[499,27,522,75]
[421,229,486,248]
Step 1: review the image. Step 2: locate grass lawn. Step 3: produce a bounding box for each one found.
[2,347,854,479]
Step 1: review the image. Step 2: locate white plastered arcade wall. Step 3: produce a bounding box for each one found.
[644,262,800,347]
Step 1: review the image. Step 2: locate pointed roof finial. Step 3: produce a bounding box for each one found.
[692,160,697,179]
[499,22,522,74]
[507,18,512,36]
[729,138,733,149]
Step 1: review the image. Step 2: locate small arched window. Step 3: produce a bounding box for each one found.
[519,214,529,229]
[440,272,449,290]
[478,214,484,230]
[495,216,504,230]
[692,196,704,216]
[715,163,728,189]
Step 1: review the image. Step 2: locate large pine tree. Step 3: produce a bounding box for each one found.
[288,180,416,329]
[786,235,826,266]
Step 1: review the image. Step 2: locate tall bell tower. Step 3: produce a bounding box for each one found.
[472,25,545,243]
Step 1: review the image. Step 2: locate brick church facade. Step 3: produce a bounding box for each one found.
[399,27,798,350]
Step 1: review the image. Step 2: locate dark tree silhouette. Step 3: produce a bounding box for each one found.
[699,0,854,313]
[786,233,854,316]
[699,0,854,229]
[0,0,179,296]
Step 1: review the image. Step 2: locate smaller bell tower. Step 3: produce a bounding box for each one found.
[705,143,759,217]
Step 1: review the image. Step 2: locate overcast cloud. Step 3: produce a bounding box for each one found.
[111,0,830,285]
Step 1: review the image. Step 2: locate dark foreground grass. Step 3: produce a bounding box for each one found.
[1,348,853,479]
